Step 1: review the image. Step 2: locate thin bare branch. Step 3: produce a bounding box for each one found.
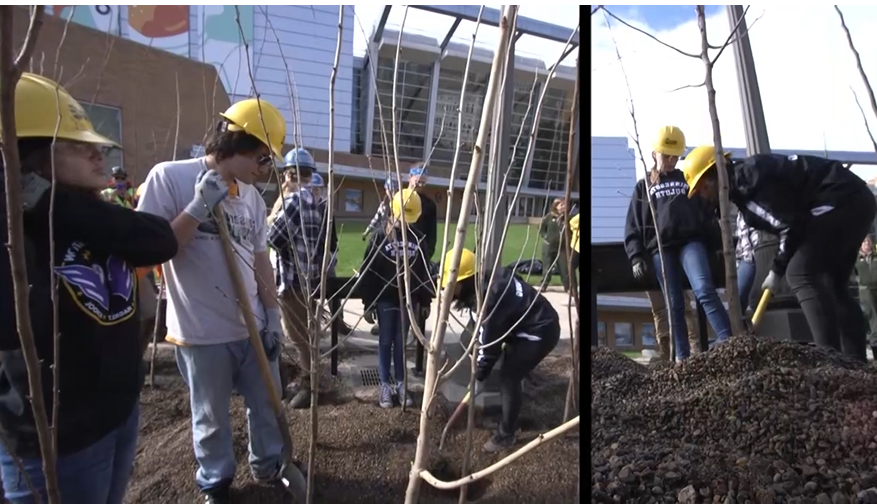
[15,6,44,69]
[836,5,877,154]
[851,86,877,154]
[710,6,764,66]
[602,7,700,59]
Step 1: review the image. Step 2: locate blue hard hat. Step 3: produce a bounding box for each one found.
[409,165,426,177]
[308,173,324,188]
[384,177,400,191]
[282,148,316,173]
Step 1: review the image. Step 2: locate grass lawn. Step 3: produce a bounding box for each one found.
[333,221,571,286]
[621,350,643,359]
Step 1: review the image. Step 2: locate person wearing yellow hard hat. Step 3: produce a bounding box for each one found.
[624,126,731,361]
[136,97,308,501]
[439,247,560,453]
[0,73,178,502]
[684,145,877,362]
[356,188,433,409]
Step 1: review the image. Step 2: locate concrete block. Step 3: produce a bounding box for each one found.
[439,329,504,415]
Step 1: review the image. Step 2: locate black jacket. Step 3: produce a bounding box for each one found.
[729,154,872,275]
[412,191,438,260]
[624,169,705,261]
[0,183,177,458]
[357,225,435,310]
[474,267,559,381]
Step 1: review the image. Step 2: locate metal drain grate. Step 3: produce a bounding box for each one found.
[359,367,381,387]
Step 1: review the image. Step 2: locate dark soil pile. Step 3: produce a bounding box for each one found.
[592,337,877,503]
[126,347,578,503]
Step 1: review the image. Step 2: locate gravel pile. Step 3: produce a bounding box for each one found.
[592,337,877,504]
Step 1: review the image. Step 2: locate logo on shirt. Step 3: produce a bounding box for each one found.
[648,180,689,199]
[197,211,257,246]
[54,241,137,325]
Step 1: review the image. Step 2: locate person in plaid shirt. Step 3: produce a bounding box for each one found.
[735,210,759,314]
[267,148,331,409]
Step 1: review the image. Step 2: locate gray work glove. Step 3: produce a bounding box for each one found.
[260,307,283,362]
[761,270,783,293]
[631,257,648,280]
[184,169,229,223]
[21,173,52,212]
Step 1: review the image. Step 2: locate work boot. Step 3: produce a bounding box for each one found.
[379,383,394,408]
[289,380,312,409]
[254,460,307,503]
[483,431,516,453]
[338,321,354,336]
[370,323,380,336]
[201,486,231,504]
[396,382,414,407]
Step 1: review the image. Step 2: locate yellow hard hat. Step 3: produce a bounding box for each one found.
[441,248,477,289]
[682,145,732,197]
[1,73,119,147]
[220,98,286,159]
[390,188,422,224]
[136,183,145,199]
[652,125,686,157]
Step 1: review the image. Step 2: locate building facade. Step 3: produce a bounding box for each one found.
[39,5,579,220]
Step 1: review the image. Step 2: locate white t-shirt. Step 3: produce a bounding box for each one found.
[137,157,268,345]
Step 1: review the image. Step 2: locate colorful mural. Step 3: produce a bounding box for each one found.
[49,6,120,35]
[199,5,254,94]
[126,5,190,57]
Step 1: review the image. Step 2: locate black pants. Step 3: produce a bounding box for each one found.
[497,321,561,437]
[785,188,877,361]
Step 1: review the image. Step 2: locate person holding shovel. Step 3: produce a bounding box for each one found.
[137,98,306,503]
[684,146,877,361]
[624,126,732,361]
[442,248,560,453]
[0,73,178,503]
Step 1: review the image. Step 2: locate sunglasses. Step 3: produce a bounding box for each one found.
[257,154,273,167]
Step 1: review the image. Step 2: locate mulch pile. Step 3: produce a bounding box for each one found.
[125,347,579,503]
[592,337,877,504]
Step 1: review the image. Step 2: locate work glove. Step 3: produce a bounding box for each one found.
[761,270,783,293]
[260,307,284,362]
[631,257,648,280]
[21,172,52,212]
[361,232,369,242]
[184,169,229,223]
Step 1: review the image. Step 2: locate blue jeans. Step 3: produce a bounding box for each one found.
[176,339,284,492]
[375,299,409,385]
[651,241,732,359]
[0,403,140,504]
[737,259,757,313]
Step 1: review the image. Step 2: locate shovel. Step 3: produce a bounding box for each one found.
[439,388,479,451]
[751,289,772,330]
[214,207,307,502]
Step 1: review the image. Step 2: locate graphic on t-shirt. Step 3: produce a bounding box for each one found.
[55,241,137,325]
[197,210,256,246]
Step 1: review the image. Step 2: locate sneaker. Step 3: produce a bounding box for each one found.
[202,486,231,504]
[483,431,516,453]
[289,384,311,409]
[379,383,394,408]
[395,382,414,407]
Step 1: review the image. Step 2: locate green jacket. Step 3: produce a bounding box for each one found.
[539,213,565,251]
[856,252,877,289]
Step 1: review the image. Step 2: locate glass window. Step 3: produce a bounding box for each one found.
[81,103,123,173]
[432,67,490,168]
[641,323,656,348]
[527,86,570,191]
[597,321,607,347]
[371,57,432,162]
[613,322,633,348]
[344,189,363,213]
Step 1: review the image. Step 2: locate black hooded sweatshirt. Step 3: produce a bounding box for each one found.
[473,267,560,381]
[728,154,873,275]
[0,182,178,458]
[357,225,435,311]
[411,191,438,261]
[624,169,705,261]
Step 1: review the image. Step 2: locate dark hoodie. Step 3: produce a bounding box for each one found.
[472,267,560,381]
[0,181,178,458]
[624,169,705,262]
[357,225,435,310]
[729,154,874,275]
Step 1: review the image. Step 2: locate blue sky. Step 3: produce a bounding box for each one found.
[607,5,723,31]
[350,5,579,66]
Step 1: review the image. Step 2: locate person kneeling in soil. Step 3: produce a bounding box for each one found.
[0,73,178,503]
[357,189,433,408]
[684,146,877,361]
[443,248,560,453]
[137,98,306,503]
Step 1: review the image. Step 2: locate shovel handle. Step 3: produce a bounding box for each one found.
[751,289,772,329]
[214,207,295,464]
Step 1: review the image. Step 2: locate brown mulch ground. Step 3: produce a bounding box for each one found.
[125,347,579,503]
